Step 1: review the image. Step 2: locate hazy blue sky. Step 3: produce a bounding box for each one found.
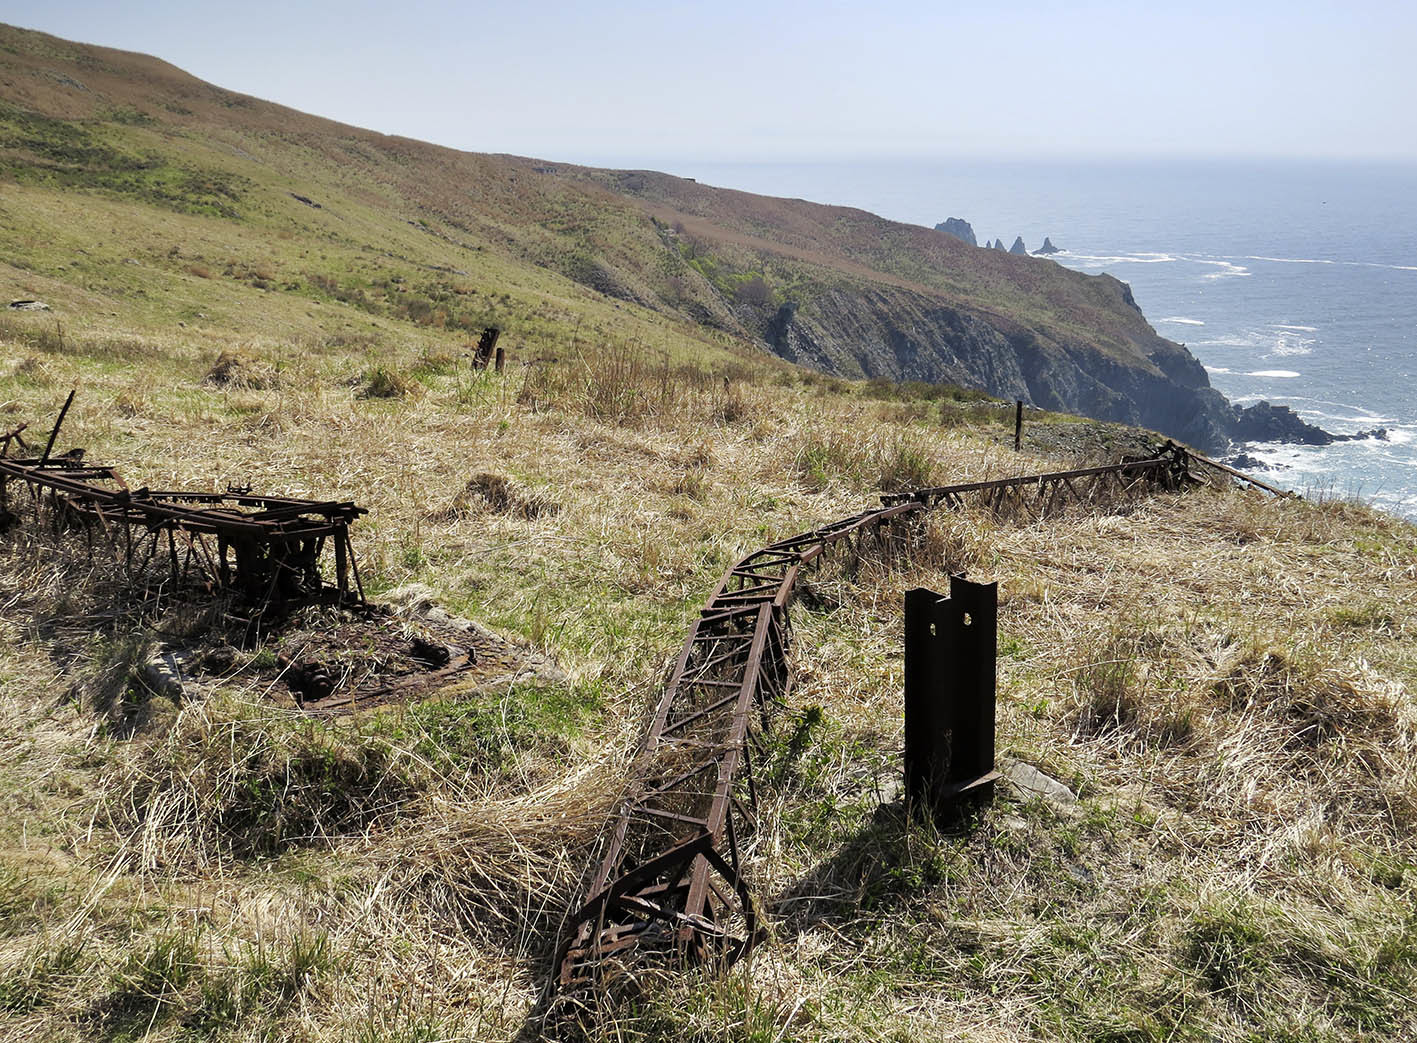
[5,1,1414,165]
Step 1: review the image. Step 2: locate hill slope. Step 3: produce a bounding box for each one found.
[0,23,1233,450]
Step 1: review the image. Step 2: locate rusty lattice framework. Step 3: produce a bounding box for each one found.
[0,396,366,610]
[557,501,924,986]
[556,443,1268,989]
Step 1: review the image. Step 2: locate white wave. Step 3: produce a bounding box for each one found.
[1235,254,1417,273]
[1059,252,1180,267]
[1193,325,1312,356]
[1272,393,1382,413]
[1204,366,1232,374]
[1271,323,1318,332]
[1244,255,1336,266]
[1201,259,1251,280]
[1248,446,1329,473]
[1192,333,1266,348]
[1247,370,1301,378]
[1269,338,1313,357]
[1307,411,1398,426]
[1388,427,1415,445]
[1158,316,1205,326]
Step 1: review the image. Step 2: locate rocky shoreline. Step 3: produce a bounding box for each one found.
[1231,400,1388,447]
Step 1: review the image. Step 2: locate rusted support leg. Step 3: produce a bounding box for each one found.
[167,524,180,592]
[346,532,366,603]
[217,534,231,590]
[39,389,76,465]
[334,525,349,596]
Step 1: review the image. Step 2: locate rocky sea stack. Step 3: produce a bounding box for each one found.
[934,217,977,246]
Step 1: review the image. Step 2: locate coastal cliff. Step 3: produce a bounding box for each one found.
[759,283,1233,452]
[564,168,1240,452]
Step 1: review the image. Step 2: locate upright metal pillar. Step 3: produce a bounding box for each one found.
[473,326,501,369]
[904,575,999,818]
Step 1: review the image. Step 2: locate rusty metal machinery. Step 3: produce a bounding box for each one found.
[0,394,366,610]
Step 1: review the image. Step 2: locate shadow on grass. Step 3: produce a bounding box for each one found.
[768,795,984,940]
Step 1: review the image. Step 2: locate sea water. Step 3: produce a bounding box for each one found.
[668,159,1417,520]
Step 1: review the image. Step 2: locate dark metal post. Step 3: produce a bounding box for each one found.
[40,389,76,465]
[474,326,501,370]
[904,575,999,819]
[1014,400,1023,452]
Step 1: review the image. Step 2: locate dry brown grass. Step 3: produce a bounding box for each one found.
[435,472,560,522]
[203,349,279,391]
[1,305,1414,1041]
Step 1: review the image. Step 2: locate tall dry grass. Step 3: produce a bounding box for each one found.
[2,306,1414,1041]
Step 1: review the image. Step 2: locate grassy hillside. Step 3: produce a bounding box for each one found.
[0,24,1237,452]
[1,23,1415,1043]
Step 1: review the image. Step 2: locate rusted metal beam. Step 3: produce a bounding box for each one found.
[557,503,921,987]
[1183,449,1291,497]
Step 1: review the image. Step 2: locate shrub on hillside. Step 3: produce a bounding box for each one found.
[357,366,417,399]
[203,350,278,390]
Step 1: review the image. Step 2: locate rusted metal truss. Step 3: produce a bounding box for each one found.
[0,396,366,611]
[556,501,923,987]
[884,443,1196,515]
[556,441,1273,991]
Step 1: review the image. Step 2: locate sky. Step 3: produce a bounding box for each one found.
[4,0,1415,166]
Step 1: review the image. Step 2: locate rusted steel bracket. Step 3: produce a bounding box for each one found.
[904,577,999,818]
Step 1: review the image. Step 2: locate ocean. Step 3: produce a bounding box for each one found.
[667,159,1417,520]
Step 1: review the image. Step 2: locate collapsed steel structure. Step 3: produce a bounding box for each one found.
[557,442,1272,989]
[557,501,923,986]
[0,394,366,610]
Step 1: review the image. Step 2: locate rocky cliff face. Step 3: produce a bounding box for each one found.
[759,284,1234,453]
